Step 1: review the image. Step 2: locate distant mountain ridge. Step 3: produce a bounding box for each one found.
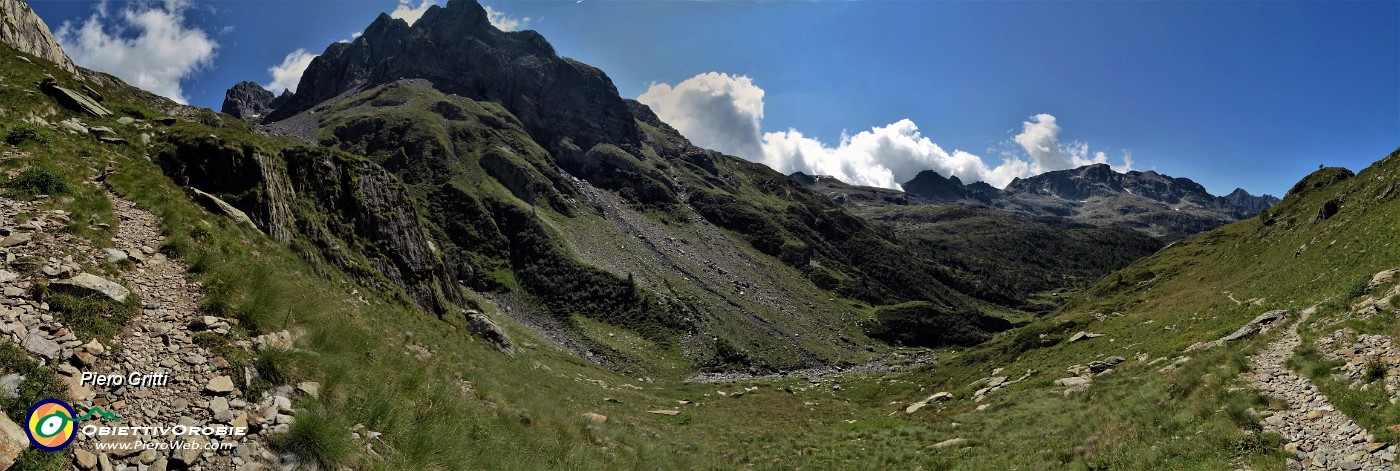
[794,163,1280,239]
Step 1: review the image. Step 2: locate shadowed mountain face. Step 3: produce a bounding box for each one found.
[797,164,1280,240]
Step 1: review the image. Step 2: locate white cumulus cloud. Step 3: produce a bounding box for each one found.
[638,73,1135,190]
[54,0,217,105]
[267,48,317,94]
[485,5,531,31]
[638,72,766,160]
[1012,114,1133,174]
[390,0,436,25]
[762,121,1031,189]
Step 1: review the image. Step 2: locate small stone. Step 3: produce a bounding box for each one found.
[173,436,205,466]
[647,409,680,416]
[0,373,23,399]
[932,438,968,449]
[74,448,97,469]
[296,381,320,399]
[21,334,60,360]
[583,412,607,424]
[273,395,292,413]
[103,248,128,263]
[137,449,156,464]
[204,376,236,395]
[209,397,229,415]
[71,350,95,366]
[0,233,32,248]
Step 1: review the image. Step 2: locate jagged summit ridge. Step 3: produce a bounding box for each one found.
[261,0,639,154]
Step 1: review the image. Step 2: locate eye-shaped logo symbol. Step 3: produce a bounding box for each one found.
[25,399,77,451]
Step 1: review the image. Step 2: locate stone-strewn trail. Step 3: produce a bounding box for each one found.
[1244,307,1397,470]
[0,187,311,470]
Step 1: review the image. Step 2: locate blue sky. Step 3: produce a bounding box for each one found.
[28,0,1400,197]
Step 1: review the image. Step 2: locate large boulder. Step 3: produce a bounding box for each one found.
[464,309,515,356]
[189,187,263,234]
[39,77,111,117]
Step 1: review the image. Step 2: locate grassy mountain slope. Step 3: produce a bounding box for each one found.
[664,148,1400,470]
[282,77,1014,374]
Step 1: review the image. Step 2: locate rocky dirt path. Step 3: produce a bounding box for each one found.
[0,188,311,470]
[66,191,279,470]
[1245,307,1397,470]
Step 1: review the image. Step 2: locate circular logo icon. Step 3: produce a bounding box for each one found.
[25,399,76,451]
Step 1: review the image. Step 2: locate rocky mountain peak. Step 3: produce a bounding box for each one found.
[220,81,278,122]
[903,170,996,204]
[259,0,633,154]
[0,0,77,73]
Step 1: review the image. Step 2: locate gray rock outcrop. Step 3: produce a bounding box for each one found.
[464,309,515,356]
[1186,309,1288,352]
[0,0,77,73]
[0,409,27,470]
[40,76,111,117]
[189,187,263,234]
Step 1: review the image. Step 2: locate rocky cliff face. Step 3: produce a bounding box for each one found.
[0,0,76,74]
[153,133,462,316]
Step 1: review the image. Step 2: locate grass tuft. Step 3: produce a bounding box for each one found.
[6,166,72,196]
[273,403,356,469]
[4,124,53,148]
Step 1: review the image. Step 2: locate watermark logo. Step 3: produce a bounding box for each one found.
[24,399,119,452]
